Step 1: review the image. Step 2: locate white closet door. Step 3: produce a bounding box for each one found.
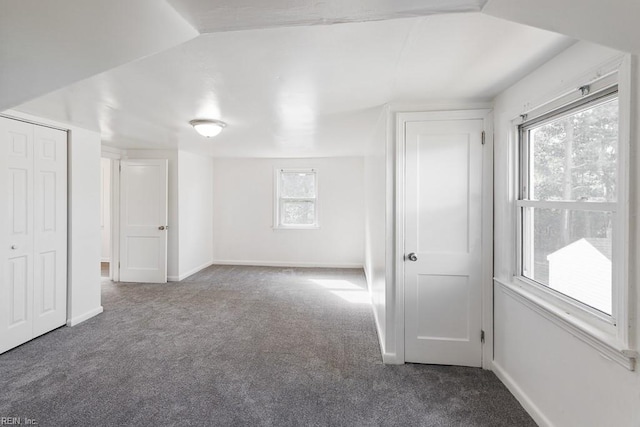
[33,125,67,337]
[0,118,35,353]
[0,117,67,354]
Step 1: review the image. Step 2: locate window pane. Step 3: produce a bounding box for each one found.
[529,98,618,202]
[281,172,316,198]
[281,201,315,225]
[523,207,612,314]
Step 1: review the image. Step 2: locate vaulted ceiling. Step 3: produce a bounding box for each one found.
[2,0,633,158]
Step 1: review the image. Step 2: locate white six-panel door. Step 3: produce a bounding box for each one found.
[33,125,68,336]
[119,159,168,283]
[0,117,67,354]
[404,117,484,367]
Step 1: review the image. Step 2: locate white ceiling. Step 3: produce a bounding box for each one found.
[484,0,640,54]
[0,0,197,111]
[14,13,572,158]
[166,0,487,32]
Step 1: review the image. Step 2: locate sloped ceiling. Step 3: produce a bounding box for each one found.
[14,13,573,157]
[0,0,198,111]
[166,0,488,32]
[483,0,640,54]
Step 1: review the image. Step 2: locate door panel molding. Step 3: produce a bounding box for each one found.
[119,159,168,283]
[0,117,67,354]
[394,109,494,368]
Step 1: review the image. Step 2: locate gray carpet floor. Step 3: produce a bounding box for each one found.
[0,265,535,426]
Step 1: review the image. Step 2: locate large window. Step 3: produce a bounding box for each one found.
[274,168,318,229]
[517,86,619,318]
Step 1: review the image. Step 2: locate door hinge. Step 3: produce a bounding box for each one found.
[481,330,485,343]
[481,131,486,145]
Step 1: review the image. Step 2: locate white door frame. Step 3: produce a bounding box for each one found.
[0,113,70,338]
[101,146,122,282]
[394,109,494,369]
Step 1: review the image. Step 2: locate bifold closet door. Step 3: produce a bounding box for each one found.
[0,117,67,354]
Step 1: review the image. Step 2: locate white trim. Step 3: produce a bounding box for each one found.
[514,275,616,327]
[496,278,637,370]
[110,159,121,282]
[2,110,77,339]
[210,259,363,269]
[101,145,123,159]
[101,257,111,263]
[66,306,104,327]
[364,265,402,364]
[394,109,407,364]
[515,200,617,211]
[273,167,319,229]
[492,360,555,427]
[521,67,620,124]
[511,57,635,359]
[516,55,624,123]
[387,101,493,113]
[394,108,493,367]
[614,55,633,349]
[481,111,494,370]
[168,260,214,282]
[0,112,69,132]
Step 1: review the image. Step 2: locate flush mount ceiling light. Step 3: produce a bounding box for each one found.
[189,119,227,138]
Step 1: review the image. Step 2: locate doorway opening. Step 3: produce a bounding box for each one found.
[101,157,112,279]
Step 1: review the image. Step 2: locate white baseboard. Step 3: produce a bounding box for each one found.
[168,260,215,282]
[492,360,554,427]
[364,264,402,365]
[211,259,363,269]
[67,306,104,327]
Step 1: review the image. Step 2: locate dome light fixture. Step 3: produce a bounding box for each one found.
[189,119,227,138]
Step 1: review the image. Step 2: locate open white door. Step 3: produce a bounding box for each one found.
[119,159,168,283]
[403,116,484,367]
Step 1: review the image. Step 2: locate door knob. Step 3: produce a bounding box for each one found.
[10,245,17,250]
[406,252,418,262]
[158,226,166,230]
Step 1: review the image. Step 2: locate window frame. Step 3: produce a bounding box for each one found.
[273,168,319,230]
[511,69,636,369]
[516,85,619,325]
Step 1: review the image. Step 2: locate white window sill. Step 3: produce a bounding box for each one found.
[494,277,638,371]
[272,225,320,230]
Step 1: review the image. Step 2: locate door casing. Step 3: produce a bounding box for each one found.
[394,109,494,368]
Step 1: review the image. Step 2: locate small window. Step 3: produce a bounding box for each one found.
[274,168,318,229]
[517,87,618,317]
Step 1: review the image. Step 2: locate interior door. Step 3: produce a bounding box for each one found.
[0,118,67,354]
[119,159,168,283]
[0,119,35,353]
[404,118,484,367]
[32,125,67,336]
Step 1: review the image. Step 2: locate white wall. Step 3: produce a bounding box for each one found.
[364,106,393,358]
[1,110,104,326]
[212,157,364,268]
[67,127,103,325]
[178,150,214,280]
[100,157,111,262]
[125,149,180,280]
[492,41,640,426]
